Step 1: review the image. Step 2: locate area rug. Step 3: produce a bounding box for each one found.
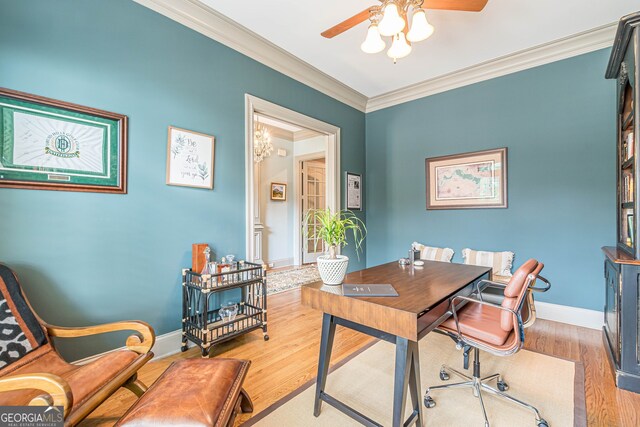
[242,332,585,426]
[266,265,320,295]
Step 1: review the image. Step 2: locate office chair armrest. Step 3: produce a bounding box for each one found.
[0,373,73,417]
[529,275,551,293]
[474,279,507,301]
[45,320,155,354]
[477,279,508,289]
[450,295,525,355]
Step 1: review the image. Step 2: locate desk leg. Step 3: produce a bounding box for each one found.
[393,337,422,427]
[408,342,424,427]
[314,313,336,417]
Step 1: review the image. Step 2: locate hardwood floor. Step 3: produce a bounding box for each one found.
[80,288,639,427]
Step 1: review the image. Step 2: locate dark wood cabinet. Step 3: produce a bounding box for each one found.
[601,248,640,392]
[603,11,640,394]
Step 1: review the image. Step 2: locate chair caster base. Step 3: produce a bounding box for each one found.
[439,370,450,381]
[424,395,436,409]
[497,380,509,392]
[263,334,269,341]
[537,419,549,427]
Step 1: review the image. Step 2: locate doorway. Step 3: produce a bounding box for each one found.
[300,157,326,264]
[245,95,340,269]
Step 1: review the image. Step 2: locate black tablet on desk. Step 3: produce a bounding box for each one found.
[342,284,399,297]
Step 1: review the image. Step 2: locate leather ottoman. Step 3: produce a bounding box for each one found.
[115,358,252,427]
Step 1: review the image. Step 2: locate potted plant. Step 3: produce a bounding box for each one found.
[303,208,366,285]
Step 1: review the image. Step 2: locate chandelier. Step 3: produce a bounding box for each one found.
[361,0,434,63]
[254,122,273,163]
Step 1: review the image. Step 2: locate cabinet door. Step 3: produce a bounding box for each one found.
[604,260,621,365]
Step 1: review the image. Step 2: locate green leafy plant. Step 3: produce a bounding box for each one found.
[303,208,366,260]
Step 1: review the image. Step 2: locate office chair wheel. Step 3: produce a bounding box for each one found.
[439,370,450,381]
[536,419,548,427]
[497,380,509,391]
[423,395,436,408]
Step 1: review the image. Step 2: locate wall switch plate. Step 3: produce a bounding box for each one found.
[277,148,287,157]
[268,262,274,268]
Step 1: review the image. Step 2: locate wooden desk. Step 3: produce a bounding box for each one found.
[301,261,491,427]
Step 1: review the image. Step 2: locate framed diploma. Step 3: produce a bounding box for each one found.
[346,172,362,211]
[0,88,127,193]
[166,126,215,189]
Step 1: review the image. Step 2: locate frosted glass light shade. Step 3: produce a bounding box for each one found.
[361,24,386,54]
[407,9,434,42]
[378,2,405,37]
[387,32,412,60]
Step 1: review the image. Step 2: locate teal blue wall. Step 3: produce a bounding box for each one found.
[0,0,617,360]
[365,49,616,311]
[0,0,365,359]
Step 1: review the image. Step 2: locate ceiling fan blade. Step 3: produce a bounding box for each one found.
[321,8,374,38]
[423,0,488,12]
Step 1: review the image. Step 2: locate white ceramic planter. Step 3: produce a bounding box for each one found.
[316,254,349,285]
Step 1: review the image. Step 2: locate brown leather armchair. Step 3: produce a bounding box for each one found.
[424,259,551,427]
[0,264,155,426]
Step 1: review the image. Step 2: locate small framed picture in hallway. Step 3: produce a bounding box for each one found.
[270,182,287,201]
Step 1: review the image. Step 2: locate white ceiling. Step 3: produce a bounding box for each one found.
[202,0,638,97]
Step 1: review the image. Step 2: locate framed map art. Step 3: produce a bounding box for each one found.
[425,148,507,210]
[0,88,127,193]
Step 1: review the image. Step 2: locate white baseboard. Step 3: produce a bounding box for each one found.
[73,328,184,365]
[535,301,603,330]
[266,257,294,269]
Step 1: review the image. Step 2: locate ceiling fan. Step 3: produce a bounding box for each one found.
[321,0,489,62]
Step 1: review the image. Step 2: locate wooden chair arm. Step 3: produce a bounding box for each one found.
[44,320,155,354]
[0,373,72,417]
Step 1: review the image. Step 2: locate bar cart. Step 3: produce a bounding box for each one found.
[181,261,268,357]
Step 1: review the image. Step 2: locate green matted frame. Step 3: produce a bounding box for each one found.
[0,88,127,193]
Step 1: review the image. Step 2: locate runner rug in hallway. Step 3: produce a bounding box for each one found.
[266,265,321,295]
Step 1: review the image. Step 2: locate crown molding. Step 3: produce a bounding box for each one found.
[133,0,368,112]
[366,22,618,112]
[294,128,323,141]
[133,0,617,115]
[261,123,294,142]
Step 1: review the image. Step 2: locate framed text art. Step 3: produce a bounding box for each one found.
[166,126,215,189]
[0,88,127,193]
[425,147,507,210]
[346,172,362,210]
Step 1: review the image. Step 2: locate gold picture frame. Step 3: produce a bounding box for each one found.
[270,182,287,201]
[425,147,507,210]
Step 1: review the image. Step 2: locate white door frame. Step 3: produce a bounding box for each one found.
[245,94,340,264]
[294,153,326,266]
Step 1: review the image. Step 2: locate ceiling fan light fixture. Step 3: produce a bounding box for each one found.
[387,32,412,61]
[361,24,386,54]
[378,2,405,37]
[407,9,434,42]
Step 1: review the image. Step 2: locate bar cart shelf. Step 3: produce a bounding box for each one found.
[181,262,268,357]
